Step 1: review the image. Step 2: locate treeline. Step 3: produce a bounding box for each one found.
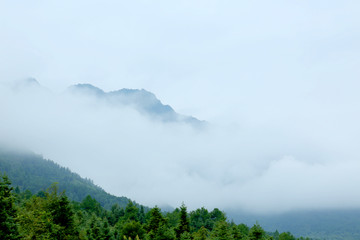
[0,174,311,240]
[0,149,135,209]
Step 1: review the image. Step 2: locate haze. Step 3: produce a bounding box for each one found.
[1,0,360,214]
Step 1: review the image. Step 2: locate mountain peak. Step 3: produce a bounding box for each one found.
[68,83,206,127]
[14,77,40,88]
[24,77,40,86]
[11,78,49,94]
[68,84,105,96]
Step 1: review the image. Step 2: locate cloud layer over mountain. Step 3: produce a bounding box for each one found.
[1,0,360,213]
[1,79,360,213]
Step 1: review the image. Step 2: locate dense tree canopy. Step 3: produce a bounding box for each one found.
[0,174,312,240]
[0,174,20,240]
[0,175,312,240]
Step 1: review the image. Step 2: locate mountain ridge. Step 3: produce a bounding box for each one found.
[68,83,206,126]
[0,147,146,210]
[10,78,206,127]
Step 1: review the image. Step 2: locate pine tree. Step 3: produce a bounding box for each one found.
[193,226,208,240]
[139,205,146,224]
[145,206,176,240]
[209,220,234,240]
[81,195,102,215]
[121,220,145,240]
[88,215,102,240]
[279,232,296,240]
[0,174,20,240]
[175,203,190,239]
[248,223,266,240]
[124,201,139,222]
[147,206,164,234]
[17,196,60,239]
[102,220,112,240]
[46,183,78,239]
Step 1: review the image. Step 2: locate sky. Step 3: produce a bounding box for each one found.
[1,0,360,214]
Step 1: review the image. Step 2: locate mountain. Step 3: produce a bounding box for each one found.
[68,83,206,127]
[227,209,360,240]
[11,78,49,93]
[7,78,206,127]
[0,147,144,210]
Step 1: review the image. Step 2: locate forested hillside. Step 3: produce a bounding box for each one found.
[0,174,310,240]
[0,148,136,209]
[228,209,360,240]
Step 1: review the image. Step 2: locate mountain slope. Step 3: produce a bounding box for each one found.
[68,83,205,126]
[0,148,142,210]
[227,209,360,240]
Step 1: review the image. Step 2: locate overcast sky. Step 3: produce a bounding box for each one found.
[1,0,360,213]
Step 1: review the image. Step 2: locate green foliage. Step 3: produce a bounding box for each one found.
[102,220,112,240]
[0,154,313,240]
[146,206,165,236]
[248,223,266,240]
[189,207,227,232]
[17,183,78,240]
[229,209,360,240]
[88,215,102,240]
[109,203,125,225]
[81,195,102,215]
[209,220,234,240]
[144,206,176,240]
[0,174,20,240]
[18,196,61,239]
[123,201,139,222]
[193,226,208,240]
[46,184,78,238]
[229,223,243,240]
[279,232,296,240]
[0,150,137,209]
[179,231,192,240]
[175,203,190,239]
[190,207,210,231]
[166,207,180,228]
[121,220,145,240]
[7,178,311,240]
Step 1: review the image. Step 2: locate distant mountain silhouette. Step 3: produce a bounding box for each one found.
[68,83,206,127]
[12,78,48,93]
[10,78,206,127]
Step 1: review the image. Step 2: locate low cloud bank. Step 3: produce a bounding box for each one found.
[0,82,359,214]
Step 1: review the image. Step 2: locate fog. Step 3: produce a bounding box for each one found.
[1,0,360,213]
[1,80,360,213]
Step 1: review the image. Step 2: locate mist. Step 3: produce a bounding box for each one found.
[1,80,360,214]
[1,0,360,214]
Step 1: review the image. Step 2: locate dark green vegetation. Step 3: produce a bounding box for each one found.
[0,148,137,210]
[1,148,354,239]
[228,209,360,240]
[0,174,310,240]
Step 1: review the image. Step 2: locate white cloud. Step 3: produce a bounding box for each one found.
[1,0,360,213]
[1,83,360,213]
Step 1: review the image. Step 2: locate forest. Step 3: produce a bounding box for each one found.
[0,173,310,240]
[0,149,133,210]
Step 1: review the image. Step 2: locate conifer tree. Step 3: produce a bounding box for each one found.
[145,206,176,240]
[0,174,20,240]
[175,203,190,239]
[147,206,164,234]
[124,201,139,222]
[193,226,208,240]
[46,183,78,239]
[248,223,266,240]
[209,220,234,240]
[102,220,112,240]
